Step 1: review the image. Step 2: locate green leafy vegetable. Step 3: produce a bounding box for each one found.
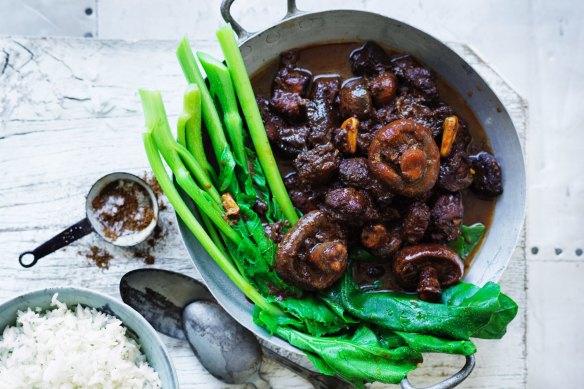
[255,307,422,387]
[351,325,381,347]
[327,271,517,340]
[442,282,518,339]
[393,332,476,355]
[229,200,295,295]
[448,223,486,259]
[275,297,352,337]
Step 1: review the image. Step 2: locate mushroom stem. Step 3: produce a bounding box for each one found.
[417,265,442,302]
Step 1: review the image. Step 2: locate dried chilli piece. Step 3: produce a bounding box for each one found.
[334,117,359,154]
[440,115,460,157]
[221,193,240,221]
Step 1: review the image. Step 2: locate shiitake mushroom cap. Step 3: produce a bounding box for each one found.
[368,119,440,197]
[275,210,348,291]
[393,244,464,302]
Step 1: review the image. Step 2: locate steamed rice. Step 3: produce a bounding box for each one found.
[0,294,161,389]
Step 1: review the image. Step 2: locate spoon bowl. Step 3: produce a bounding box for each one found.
[183,300,268,387]
[120,268,212,340]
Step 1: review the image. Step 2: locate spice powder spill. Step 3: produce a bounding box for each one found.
[83,246,113,269]
[143,172,167,211]
[143,173,162,197]
[91,180,154,241]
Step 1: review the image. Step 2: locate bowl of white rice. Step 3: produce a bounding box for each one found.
[0,287,178,388]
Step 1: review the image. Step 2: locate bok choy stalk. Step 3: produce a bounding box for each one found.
[177,85,228,258]
[216,25,299,225]
[176,37,237,193]
[196,52,247,171]
[140,90,242,249]
[176,84,216,182]
[196,52,258,197]
[174,45,297,295]
[141,129,280,316]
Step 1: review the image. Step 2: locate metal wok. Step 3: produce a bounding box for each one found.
[176,1,526,387]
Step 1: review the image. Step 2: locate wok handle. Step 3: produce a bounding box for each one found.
[220,0,304,40]
[400,354,476,389]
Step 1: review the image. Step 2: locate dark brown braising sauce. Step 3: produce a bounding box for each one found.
[251,42,495,291]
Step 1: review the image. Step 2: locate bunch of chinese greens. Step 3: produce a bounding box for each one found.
[139,24,518,387]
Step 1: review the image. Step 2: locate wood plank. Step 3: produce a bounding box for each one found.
[0,37,526,388]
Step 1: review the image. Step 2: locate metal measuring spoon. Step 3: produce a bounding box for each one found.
[19,172,159,268]
[120,269,353,389]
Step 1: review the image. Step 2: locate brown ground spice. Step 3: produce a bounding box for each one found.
[131,173,171,265]
[82,173,170,269]
[143,173,162,197]
[91,180,154,241]
[83,246,113,269]
[143,173,167,211]
[134,250,155,265]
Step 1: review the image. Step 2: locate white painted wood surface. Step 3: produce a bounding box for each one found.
[94,3,584,384]
[0,36,526,388]
[3,1,584,386]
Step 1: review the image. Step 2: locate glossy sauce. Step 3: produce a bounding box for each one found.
[250,42,496,288]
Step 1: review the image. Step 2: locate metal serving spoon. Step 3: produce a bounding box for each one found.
[119,268,353,389]
[183,300,269,388]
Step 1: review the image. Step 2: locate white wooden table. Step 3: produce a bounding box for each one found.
[0,36,526,388]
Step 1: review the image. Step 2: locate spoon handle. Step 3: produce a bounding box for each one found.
[262,346,353,389]
[18,218,94,268]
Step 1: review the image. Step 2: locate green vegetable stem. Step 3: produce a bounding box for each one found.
[175,85,228,258]
[141,129,280,316]
[140,89,240,247]
[196,52,247,170]
[216,25,299,225]
[176,84,216,182]
[176,37,238,193]
[197,51,258,199]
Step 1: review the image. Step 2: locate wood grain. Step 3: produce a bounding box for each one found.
[0,37,526,388]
